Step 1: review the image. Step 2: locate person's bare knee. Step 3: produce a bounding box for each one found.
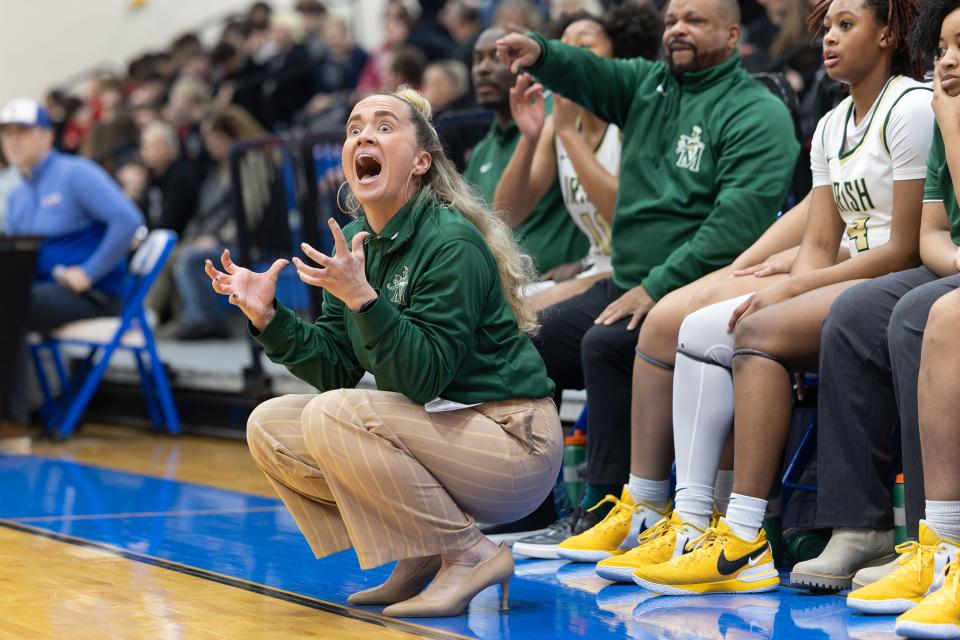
[637,289,688,362]
[732,311,783,355]
[925,293,960,343]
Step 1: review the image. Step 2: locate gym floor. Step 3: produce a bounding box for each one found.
[0,425,899,639]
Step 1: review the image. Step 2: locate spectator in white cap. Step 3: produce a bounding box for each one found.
[0,98,143,426]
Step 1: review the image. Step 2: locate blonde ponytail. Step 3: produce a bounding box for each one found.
[341,87,539,332]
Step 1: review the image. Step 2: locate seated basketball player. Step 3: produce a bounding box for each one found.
[205,88,561,618]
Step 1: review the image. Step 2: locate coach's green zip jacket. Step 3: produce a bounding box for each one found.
[253,193,555,405]
[526,37,800,299]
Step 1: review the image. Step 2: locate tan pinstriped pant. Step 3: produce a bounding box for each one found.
[247,389,562,569]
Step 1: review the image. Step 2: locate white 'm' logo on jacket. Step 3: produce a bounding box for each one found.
[388,266,409,304]
[676,126,705,173]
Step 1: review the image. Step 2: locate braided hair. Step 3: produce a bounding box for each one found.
[807,0,925,80]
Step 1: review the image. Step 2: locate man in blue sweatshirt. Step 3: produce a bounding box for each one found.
[1,98,144,423]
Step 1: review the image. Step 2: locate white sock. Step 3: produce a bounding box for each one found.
[926,500,960,544]
[725,493,767,541]
[627,474,671,511]
[674,482,713,530]
[713,470,734,513]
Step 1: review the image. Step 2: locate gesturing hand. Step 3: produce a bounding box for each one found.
[510,73,545,142]
[496,33,542,74]
[594,285,655,331]
[205,249,288,331]
[293,218,377,312]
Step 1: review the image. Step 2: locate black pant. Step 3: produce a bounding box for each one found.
[817,267,960,537]
[534,278,640,486]
[7,282,122,422]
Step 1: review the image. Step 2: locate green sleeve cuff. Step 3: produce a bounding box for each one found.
[249,300,297,352]
[640,275,668,303]
[525,33,549,72]
[350,292,399,348]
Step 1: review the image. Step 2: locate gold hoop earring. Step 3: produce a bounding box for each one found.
[336,181,360,215]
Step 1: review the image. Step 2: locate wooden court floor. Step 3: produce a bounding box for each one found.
[4,425,427,640]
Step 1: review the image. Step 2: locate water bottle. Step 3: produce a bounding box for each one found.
[893,473,907,545]
[563,429,587,504]
[785,529,827,563]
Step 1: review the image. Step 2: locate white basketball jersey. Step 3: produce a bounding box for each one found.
[556,124,621,274]
[815,76,931,255]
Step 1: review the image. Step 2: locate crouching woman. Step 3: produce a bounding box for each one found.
[204,87,561,618]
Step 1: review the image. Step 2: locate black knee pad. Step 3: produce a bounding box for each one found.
[635,347,674,371]
[675,347,732,371]
[731,347,787,370]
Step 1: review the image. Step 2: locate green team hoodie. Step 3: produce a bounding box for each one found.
[526,37,800,299]
[252,193,554,405]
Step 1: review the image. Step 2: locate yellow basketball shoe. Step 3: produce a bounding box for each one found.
[847,522,960,615]
[595,512,706,582]
[556,487,670,563]
[896,558,960,639]
[632,519,780,595]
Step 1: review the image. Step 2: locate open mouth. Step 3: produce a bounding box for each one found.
[824,52,839,66]
[355,154,382,184]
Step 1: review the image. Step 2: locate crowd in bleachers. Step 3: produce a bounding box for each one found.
[8,0,960,635]
[0,0,830,339]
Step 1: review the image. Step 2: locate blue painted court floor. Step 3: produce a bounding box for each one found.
[0,455,904,639]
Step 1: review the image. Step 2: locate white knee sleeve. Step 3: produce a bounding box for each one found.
[673,294,752,505]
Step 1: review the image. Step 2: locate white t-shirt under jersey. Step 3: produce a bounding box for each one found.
[810,75,933,255]
[556,123,621,276]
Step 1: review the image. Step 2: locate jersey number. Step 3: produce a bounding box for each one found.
[580,213,612,255]
[846,217,870,252]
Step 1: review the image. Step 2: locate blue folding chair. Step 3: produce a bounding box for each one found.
[780,374,821,508]
[29,229,181,439]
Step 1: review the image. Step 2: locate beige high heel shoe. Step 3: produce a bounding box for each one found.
[348,555,442,605]
[381,543,513,618]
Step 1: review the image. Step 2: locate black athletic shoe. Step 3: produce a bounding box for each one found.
[512,508,601,559]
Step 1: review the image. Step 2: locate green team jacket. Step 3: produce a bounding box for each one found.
[252,193,555,405]
[526,36,800,299]
[464,119,589,274]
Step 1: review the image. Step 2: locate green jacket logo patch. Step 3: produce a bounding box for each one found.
[387,266,409,305]
[675,126,705,173]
